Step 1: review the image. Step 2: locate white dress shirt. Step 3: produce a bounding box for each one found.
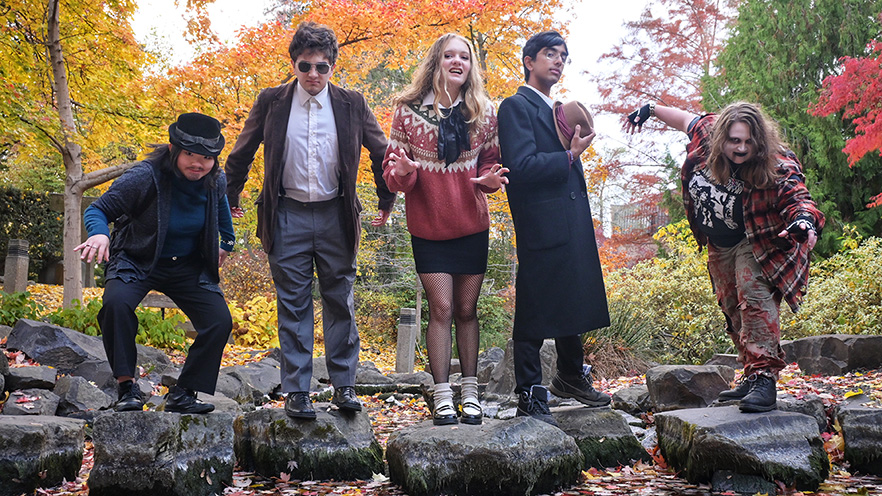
[525,84,554,109]
[282,82,340,202]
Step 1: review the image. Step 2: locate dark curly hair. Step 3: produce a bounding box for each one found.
[288,22,339,65]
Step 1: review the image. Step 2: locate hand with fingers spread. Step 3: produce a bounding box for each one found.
[386,151,420,177]
[623,103,654,134]
[75,234,110,263]
[471,164,510,190]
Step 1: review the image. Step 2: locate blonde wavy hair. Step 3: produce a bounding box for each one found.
[707,101,787,189]
[392,33,489,132]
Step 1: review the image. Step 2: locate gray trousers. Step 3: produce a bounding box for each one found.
[269,197,359,392]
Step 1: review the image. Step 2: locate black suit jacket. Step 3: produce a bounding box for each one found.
[498,86,610,339]
[225,81,395,253]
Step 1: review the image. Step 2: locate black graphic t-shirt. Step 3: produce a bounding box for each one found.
[688,167,745,247]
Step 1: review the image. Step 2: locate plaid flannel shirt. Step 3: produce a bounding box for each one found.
[681,114,825,312]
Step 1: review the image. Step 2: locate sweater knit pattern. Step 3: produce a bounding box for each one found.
[383,102,500,241]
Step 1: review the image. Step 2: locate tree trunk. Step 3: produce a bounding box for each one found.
[47,0,133,307]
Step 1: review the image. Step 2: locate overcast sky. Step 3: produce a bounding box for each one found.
[132,0,678,216]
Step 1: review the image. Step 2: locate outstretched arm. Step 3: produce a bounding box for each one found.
[623,103,698,135]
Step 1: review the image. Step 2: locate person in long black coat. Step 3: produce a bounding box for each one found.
[497,31,611,425]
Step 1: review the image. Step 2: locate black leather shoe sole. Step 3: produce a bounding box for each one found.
[549,383,611,407]
[114,400,144,412]
[286,408,317,419]
[166,403,215,414]
[739,401,777,413]
[460,413,482,425]
[332,400,362,412]
[433,414,458,426]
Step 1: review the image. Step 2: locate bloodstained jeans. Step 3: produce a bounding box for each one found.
[707,239,787,377]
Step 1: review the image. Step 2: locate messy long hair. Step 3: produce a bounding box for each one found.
[145,144,220,190]
[707,102,786,189]
[392,33,489,132]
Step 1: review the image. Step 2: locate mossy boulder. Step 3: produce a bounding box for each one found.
[89,411,235,496]
[656,406,828,491]
[234,406,383,480]
[386,417,582,496]
[0,416,85,496]
[553,405,651,468]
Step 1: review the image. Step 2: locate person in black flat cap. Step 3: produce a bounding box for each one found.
[76,112,235,414]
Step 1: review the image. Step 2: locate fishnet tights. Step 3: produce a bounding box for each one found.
[419,272,484,383]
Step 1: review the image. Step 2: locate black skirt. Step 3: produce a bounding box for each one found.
[411,230,489,274]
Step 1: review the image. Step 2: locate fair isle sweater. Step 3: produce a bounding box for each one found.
[382,101,501,241]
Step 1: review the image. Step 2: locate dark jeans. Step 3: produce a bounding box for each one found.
[513,334,584,394]
[99,257,232,394]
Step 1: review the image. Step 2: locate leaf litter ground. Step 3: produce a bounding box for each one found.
[4,333,882,494]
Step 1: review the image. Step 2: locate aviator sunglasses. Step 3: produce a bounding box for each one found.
[297,61,332,74]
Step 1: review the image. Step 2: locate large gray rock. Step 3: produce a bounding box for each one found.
[612,384,651,415]
[54,375,113,416]
[837,406,882,476]
[777,393,828,433]
[89,411,235,496]
[784,335,882,375]
[71,359,117,394]
[486,339,557,397]
[656,406,828,491]
[216,360,281,405]
[0,415,86,496]
[234,406,383,480]
[6,319,170,373]
[553,405,651,468]
[357,361,395,385]
[477,346,504,384]
[5,364,56,391]
[7,319,106,371]
[0,324,12,341]
[645,365,734,412]
[387,370,433,386]
[705,353,740,369]
[387,417,582,496]
[2,389,60,416]
[0,348,9,376]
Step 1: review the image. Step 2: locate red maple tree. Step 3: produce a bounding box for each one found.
[812,23,882,207]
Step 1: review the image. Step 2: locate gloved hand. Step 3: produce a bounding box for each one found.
[784,218,815,243]
[626,104,653,127]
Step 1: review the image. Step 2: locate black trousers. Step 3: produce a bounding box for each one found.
[513,334,584,394]
[99,257,232,394]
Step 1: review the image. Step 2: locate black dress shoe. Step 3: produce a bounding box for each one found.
[115,381,145,412]
[285,392,316,419]
[432,401,458,426]
[164,385,215,414]
[331,386,362,412]
[739,372,778,413]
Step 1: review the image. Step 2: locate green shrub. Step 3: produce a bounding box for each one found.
[477,292,512,350]
[783,232,882,337]
[45,299,102,336]
[0,187,64,280]
[0,291,45,326]
[135,308,187,351]
[605,220,729,365]
[584,298,660,378]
